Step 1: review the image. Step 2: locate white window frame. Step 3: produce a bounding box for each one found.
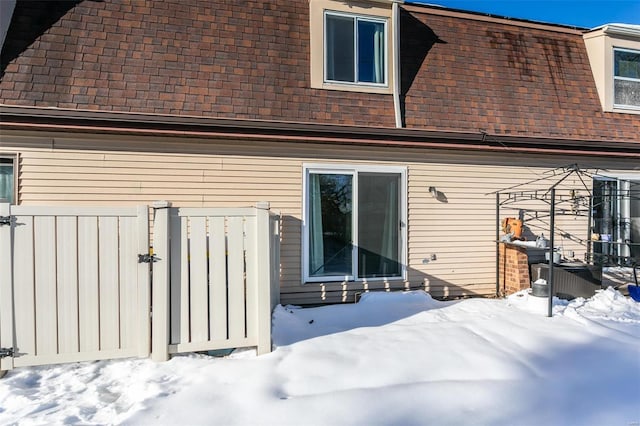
[323,10,388,87]
[0,154,17,205]
[613,47,640,110]
[302,164,407,283]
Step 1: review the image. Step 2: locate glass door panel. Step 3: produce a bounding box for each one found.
[357,173,400,278]
[308,173,353,278]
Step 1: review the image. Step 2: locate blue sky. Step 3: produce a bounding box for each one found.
[410,1,640,28]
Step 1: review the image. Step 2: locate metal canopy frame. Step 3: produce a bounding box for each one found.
[492,164,598,317]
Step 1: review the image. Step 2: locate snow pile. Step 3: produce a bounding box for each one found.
[1,289,639,426]
[574,286,640,321]
[0,358,179,425]
[560,286,640,324]
[506,287,568,315]
[272,289,445,345]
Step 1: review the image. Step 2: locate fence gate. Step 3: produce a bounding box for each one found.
[0,203,150,371]
[150,205,280,361]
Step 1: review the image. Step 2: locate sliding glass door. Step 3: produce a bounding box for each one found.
[304,166,405,282]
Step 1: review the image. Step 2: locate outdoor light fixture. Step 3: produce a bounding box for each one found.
[428,186,448,203]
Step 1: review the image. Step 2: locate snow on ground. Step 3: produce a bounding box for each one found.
[1,288,639,426]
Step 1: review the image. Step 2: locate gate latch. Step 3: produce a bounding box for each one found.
[0,347,14,358]
[138,254,159,264]
[0,216,11,226]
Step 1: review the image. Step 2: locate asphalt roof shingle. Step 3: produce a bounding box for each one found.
[0,0,638,144]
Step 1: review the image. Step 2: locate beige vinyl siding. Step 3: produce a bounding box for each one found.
[2,130,637,305]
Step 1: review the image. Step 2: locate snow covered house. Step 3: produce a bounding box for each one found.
[1,0,639,310]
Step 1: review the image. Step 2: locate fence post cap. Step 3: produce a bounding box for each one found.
[152,200,171,208]
[256,201,270,210]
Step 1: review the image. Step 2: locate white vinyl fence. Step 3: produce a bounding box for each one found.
[0,202,280,372]
[151,204,280,360]
[0,204,150,370]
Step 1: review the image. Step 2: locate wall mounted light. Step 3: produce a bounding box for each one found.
[428,186,448,203]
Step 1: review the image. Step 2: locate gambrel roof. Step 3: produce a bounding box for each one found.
[0,0,638,154]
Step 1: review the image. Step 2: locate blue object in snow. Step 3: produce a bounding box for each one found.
[629,284,640,302]
[629,265,640,302]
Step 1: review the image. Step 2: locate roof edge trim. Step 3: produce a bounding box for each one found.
[1,105,638,157]
[402,3,586,34]
[602,24,640,38]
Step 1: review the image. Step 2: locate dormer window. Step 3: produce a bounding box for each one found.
[309,0,394,94]
[584,24,640,114]
[613,48,640,109]
[324,12,387,86]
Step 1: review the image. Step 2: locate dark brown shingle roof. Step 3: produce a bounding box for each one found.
[0,0,395,127]
[0,0,638,145]
[401,5,639,142]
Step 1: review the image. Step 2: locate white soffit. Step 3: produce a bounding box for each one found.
[595,23,640,38]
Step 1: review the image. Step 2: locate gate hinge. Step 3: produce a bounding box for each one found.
[0,216,11,226]
[0,347,14,358]
[138,254,159,263]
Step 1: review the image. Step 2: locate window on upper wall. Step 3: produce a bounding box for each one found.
[0,156,16,204]
[614,48,640,109]
[324,11,387,86]
[303,165,406,283]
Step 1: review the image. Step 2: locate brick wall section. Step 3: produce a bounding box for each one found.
[498,243,531,295]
